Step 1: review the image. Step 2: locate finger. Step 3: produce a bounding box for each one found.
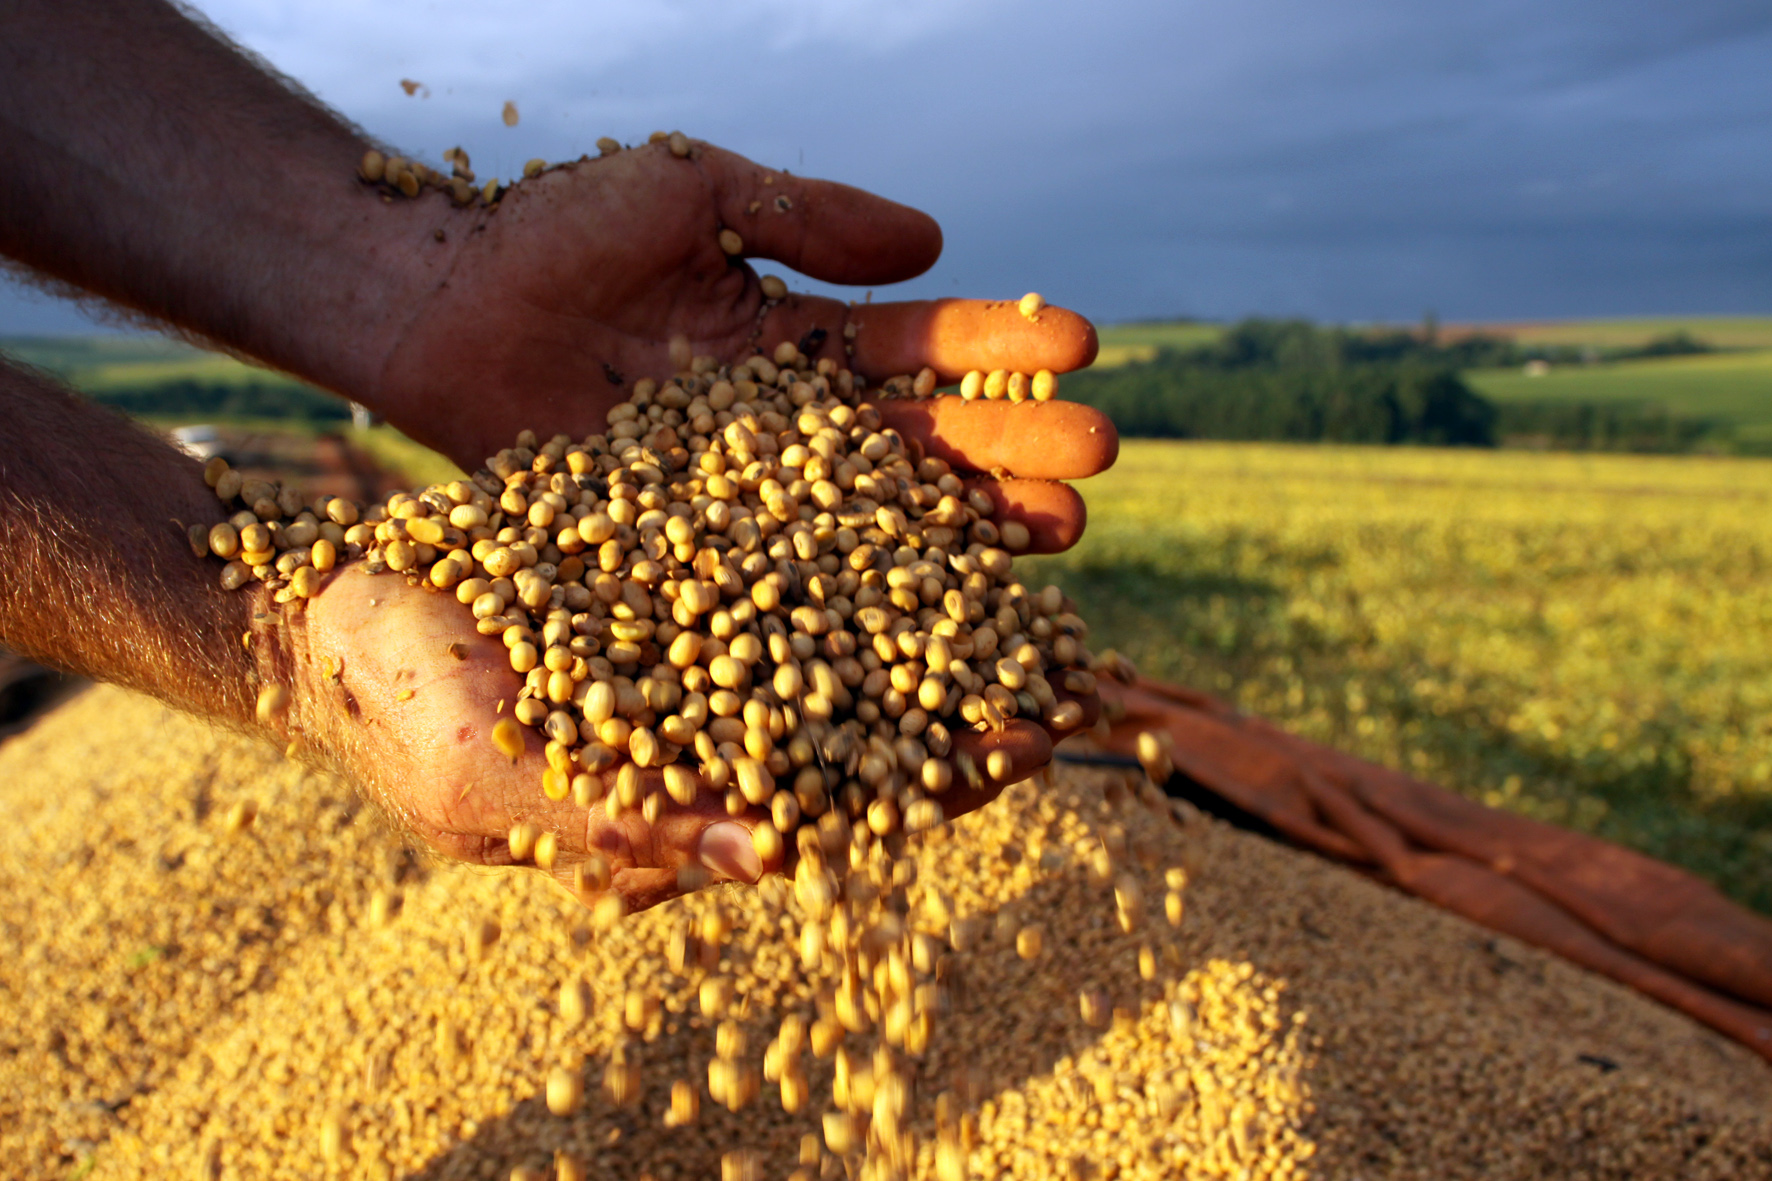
[879,396,1119,481]
[532,772,787,913]
[931,719,1054,821]
[703,146,942,285]
[848,298,1099,379]
[965,478,1087,553]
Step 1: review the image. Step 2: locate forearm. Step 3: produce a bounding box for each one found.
[0,0,452,404]
[0,357,269,726]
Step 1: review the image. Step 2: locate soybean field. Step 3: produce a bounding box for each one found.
[1023,441,1772,914]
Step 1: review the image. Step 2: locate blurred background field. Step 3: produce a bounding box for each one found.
[4,316,1769,915]
[1024,442,1772,915]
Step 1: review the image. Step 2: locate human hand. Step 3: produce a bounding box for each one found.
[364,139,1115,556]
[281,563,1098,913]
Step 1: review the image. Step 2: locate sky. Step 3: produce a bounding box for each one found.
[3,0,1769,334]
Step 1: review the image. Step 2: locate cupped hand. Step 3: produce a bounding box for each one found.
[281,564,1098,913]
[368,138,1116,555]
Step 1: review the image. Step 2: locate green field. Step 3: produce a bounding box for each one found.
[1468,348,1772,443]
[1,333,311,392]
[1464,316,1772,351]
[1093,321,1224,368]
[1023,441,1772,914]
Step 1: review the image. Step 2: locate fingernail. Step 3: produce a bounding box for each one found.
[699,821,762,884]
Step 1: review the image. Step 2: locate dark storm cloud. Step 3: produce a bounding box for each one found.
[3,0,1767,334]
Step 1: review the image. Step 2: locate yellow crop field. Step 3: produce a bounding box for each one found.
[1023,441,1772,912]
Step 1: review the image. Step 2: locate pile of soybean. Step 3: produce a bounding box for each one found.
[191,340,1116,1179]
[5,687,1772,1180]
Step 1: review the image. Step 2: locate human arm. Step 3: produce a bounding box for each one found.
[0,0,1115,554]
[0,358,1089,910]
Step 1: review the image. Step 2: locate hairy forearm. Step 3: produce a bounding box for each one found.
[0,0,454,403]
[0,357,270,725]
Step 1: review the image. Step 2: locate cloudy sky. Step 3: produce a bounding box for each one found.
[3,0,1768,334]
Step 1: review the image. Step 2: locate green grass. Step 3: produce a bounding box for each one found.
[1024,441,1772,915]
[1092,321,1224,368]
[1468,348,1772,434]
[2,333,309,391]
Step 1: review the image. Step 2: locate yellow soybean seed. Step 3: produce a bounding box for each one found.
[359,150,386,182]
[759,275,788,300]
[1007,372,1030,403]
[1018,291,1045,318]
[983,369,1009,400]
[546,1066,583,1116]
[534,831,559,871]
[256,683,289,724]
[492,717,524,760]
[668,130,691,157]
[1016,924,1044,959]
[204,522,235,558]
[1031,368,1058,401]
[664,764,698,805]
[524,158,545,178]
[291,566,321,599]
[986,748,1013,782]
[719,229,744,255]
[509,822,540,862]
[959,370,984,400]
[223,798,258,834]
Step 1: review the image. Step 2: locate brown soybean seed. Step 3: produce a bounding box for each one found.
[668,130,691,157]
[1015,924,1044,960]
[502,100,520,126]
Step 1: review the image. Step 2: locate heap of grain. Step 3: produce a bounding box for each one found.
[187,335,1137,1177]
[11,688,1772,1181]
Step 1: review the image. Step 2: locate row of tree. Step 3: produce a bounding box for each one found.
[1060,319,1721,452]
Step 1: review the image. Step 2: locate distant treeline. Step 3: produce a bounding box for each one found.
[1063,319,1722,452]
[87,378,351,422]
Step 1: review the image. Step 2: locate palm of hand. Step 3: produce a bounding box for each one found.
[376,142,936,468]
[292,566,1076,912]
